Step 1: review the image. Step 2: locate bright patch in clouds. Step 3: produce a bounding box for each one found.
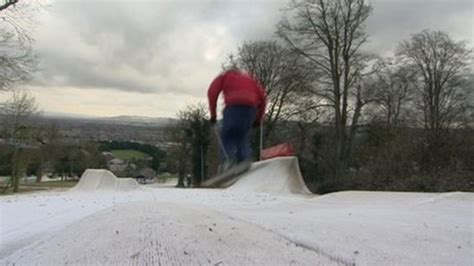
[27,85,204,118]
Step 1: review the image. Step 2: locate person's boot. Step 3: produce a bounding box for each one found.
[218,159,235,174]
[227,159,251,176]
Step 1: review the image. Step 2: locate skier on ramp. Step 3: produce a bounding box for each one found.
[205,66,266,186]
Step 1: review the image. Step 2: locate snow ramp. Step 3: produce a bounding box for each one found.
[71,169,141,192]
[228,156,312,195]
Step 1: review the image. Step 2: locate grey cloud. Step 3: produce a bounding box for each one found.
[34,50,157,93]
[31,0,472,96]
[366,0,473,55]
[32,0,285,95]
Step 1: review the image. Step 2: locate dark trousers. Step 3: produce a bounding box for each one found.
[220,105,256,163]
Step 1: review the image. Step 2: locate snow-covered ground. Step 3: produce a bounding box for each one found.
[0,158,473,265]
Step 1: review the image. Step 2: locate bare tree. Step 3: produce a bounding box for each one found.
[369,58,417,128]
[226,40,314,144]
[168,103,210,187]
[277,0,373,179]
[397,30,472,134]
[0,0,42,91]
[1,89,39,141]
[167,119,191,188]
[0,89,39,192]
[186,104,211,186]
[39,121,61,181]
[0,1,20,12]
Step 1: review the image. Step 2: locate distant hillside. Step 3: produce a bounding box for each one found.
[101,116,177,127]
[41,113,177,127]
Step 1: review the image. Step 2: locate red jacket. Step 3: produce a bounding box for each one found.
[207,70,266,124]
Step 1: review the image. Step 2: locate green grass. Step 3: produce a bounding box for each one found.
[29,180,78,188]
[111,150,151,160]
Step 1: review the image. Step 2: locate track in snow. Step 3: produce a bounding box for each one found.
[1,201,343,265]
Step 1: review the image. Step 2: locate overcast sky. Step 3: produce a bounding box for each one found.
[4,0,473,118]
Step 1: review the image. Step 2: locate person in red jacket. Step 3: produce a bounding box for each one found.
[207,67,266,172]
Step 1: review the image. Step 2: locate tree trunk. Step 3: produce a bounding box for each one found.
[176,174,185,188]
[11,148,22,193]
[35,167,43,183]
[176,148,187,188]
[176,163,186,188]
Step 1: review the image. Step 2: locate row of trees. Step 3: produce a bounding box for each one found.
[0,1,105,191]
[0,116,106,192]
[172,0,472,192]
[269,0,472,192]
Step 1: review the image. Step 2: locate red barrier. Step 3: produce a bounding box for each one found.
[261,143,295,160]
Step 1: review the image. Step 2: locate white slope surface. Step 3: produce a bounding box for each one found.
[0,157,473,265]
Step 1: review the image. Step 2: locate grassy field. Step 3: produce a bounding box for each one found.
[111,150,151,160]
[29,180,79,188]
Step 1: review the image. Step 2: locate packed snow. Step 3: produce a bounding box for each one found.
[0,157,472,265]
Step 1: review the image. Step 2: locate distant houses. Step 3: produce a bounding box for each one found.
[106,158,133,176]
[133,167,157,184]
[102,151,156,183]
[102,151,115,162]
